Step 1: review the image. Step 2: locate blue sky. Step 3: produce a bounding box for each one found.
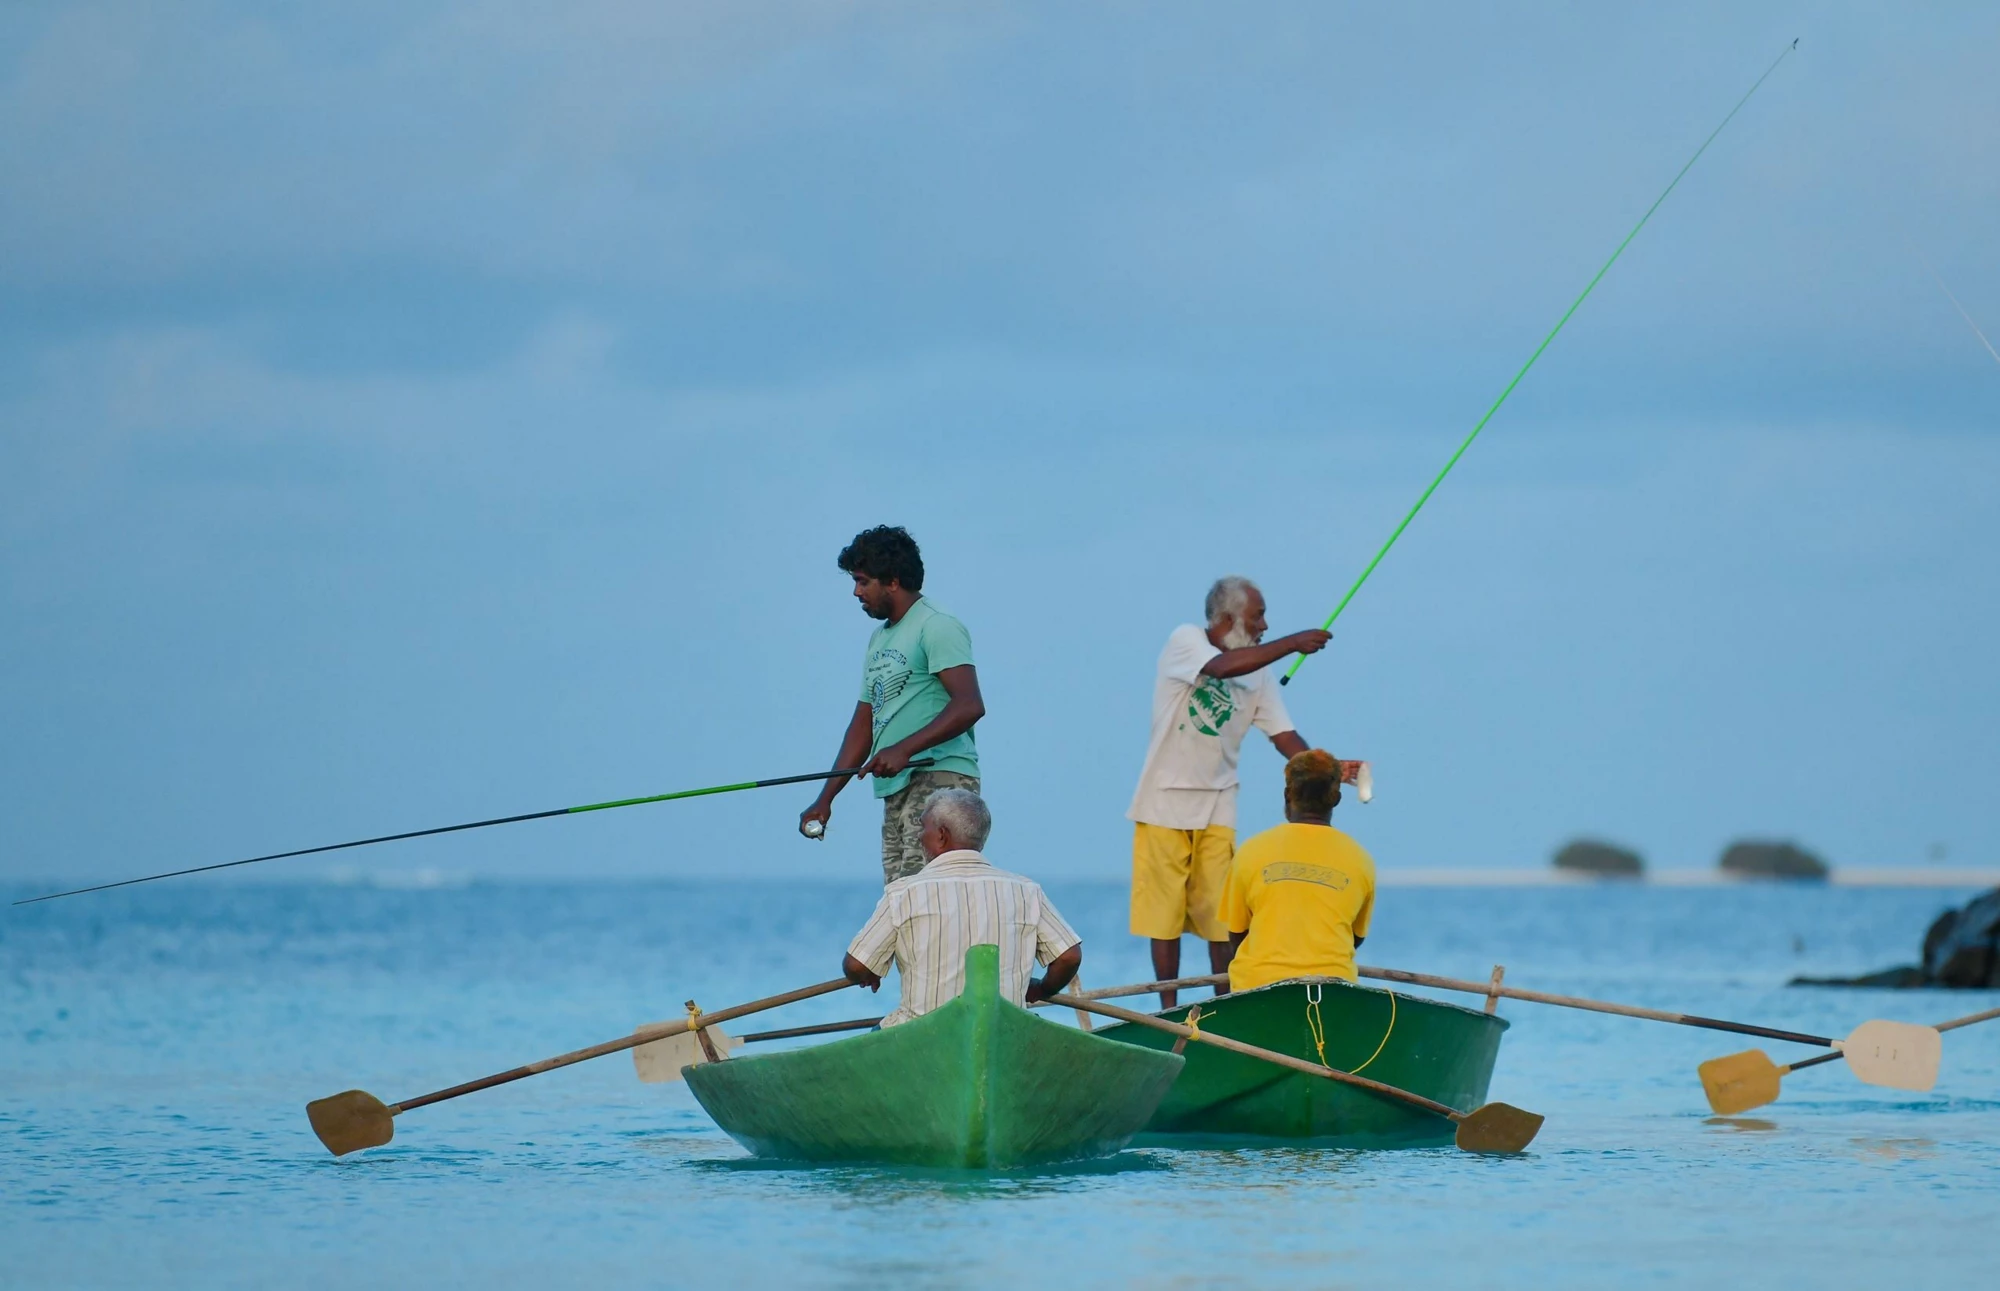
[3,3,1997,887]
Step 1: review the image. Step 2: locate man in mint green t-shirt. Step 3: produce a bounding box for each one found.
[799,525,986,883]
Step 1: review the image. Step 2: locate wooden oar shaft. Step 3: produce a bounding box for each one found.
[393,977,852,1113]
[1068,974,1227,1001]
[1054,993,1461,1121]
[740,1017,882,1043]
[1936,1004,2000,1033]
[1085,965,1838,1048]
[1784,1003,2000,1076]
[1358,965,1835,1047]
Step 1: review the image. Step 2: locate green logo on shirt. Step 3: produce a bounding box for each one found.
[1188,674,1235,737]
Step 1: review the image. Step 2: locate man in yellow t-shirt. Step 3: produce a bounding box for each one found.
[1219,749,1376,992]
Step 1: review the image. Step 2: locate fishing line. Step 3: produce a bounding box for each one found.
[1925,260,2000,368]
[1282,39,1800,686]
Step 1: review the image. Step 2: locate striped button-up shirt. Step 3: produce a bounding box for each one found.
[848,849,1081,1027]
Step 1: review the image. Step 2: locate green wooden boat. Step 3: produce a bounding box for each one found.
[684,945,1185,1167]
[1094,976,1508,1148]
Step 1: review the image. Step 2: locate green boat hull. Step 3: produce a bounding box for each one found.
[685,946,1185,1167]
[1096,976,1508,1148]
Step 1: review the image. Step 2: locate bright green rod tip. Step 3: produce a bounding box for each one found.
[568,782,761,814]
[1283,40,1799,686]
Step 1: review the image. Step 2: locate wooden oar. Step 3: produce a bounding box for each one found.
[1357,965,1845,1047]
[1360,964,1972,1101]
[1700,1004,2000,1115]
[1097,965,1851,1051]
[633,974,1241,1083]
[306,977,854,1156]
[1067,974,1231,1002]
[1054,993,1544,1153]
[740,1017,883,1043]
[634,1014,884,1083]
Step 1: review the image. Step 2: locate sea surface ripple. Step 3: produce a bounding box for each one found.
[4,879,1997,1288]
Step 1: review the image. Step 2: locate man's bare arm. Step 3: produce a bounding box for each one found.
[1271,730,1310,759]
[801,702,875,836]
[842,953,882,991]
[1200,630,1331,679]
[1025,943,1083,1003]
[865,664,985,777]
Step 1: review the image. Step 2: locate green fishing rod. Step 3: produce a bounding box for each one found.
[14,759,929,905]
[1282,39,1799,687]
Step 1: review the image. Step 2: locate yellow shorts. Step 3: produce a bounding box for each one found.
[1129,823,1236,942]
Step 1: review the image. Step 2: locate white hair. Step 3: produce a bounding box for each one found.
[921,787,992,850]
[1204,576,1258,628]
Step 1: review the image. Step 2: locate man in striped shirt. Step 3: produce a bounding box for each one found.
[843,788,1083,1026]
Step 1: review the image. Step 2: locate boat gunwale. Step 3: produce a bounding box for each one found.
[1105,972,1510,1030]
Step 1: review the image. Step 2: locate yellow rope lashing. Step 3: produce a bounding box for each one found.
[1351,990,1396,1075]
[1306,982,1397,1075]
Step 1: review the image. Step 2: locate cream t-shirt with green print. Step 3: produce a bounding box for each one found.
[1127,624,1295,830]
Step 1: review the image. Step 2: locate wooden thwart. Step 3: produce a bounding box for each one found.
[307,977,855,1156]
[1053,992,1543,1153]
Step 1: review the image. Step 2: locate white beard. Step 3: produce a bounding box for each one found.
[1220,622,1258,651]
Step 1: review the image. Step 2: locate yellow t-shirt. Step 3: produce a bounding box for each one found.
[1219,822,1376,992]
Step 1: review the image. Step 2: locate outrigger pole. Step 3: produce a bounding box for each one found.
[1282,39,1800,687]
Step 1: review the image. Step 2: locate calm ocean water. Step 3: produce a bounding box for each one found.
[5,878,1997,1289]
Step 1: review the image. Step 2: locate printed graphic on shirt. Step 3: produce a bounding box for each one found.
[1261,862,1351,890]
[1187,673,1235,736]
[866,648,912,736]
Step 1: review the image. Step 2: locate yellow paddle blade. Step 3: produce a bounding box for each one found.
[307,1089,395,1157]
[632,1025,741,1084]
[1453,1102,1544,1153]
[1700,1049,1784,1115]
[1841,1020,1941,1092]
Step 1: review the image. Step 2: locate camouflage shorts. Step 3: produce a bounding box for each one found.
[880,770,982,884]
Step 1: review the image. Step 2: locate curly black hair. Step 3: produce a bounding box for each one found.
[837,525,925,591]
[1285,749,1343,817]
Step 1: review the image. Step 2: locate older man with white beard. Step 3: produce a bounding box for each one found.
[1127,576,1339,1008]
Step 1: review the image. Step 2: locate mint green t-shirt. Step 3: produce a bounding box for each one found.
[859,598,979,797]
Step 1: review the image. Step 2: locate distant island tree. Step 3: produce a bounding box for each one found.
[1552,838,1644,878]
[1718,839,1829,881]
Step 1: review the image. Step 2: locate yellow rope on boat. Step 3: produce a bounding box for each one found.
[1306,982,1397,1075]
[1350,990,1396,1075]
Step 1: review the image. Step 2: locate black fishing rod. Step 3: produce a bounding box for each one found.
[15,760,928,905]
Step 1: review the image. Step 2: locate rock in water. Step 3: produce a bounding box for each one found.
[1552,839,1644,878]
[1925,888,2000,988]
[1719,840,1829,881]
[1792,886,2000,989]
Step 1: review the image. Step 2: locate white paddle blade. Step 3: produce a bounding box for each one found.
[1840,1020,1941,1092]
[632,1025,740,1084]
[1354,762,1373,804]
